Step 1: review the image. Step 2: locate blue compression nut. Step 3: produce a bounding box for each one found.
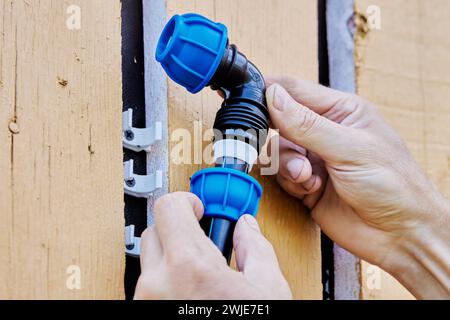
[155,13,228,93]
[190,168,263,222]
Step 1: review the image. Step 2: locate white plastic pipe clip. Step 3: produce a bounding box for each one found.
[125,224,141,257]
[122,108,162,152]
[124,159,163,198]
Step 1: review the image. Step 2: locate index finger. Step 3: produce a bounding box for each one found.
[153,192,205,251]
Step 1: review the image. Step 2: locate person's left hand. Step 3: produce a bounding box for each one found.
[134,192,292,299]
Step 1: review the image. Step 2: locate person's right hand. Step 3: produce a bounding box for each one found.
[265,76,450,299]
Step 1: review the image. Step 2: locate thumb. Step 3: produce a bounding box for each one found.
[267,83,354,161]
[233,215,281,275]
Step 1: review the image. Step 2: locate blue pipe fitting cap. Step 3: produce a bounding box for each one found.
[190,167,263,222]
[155,13,228,93]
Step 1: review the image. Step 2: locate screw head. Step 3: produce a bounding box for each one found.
[124,130,134,141]
[125,178,136,187]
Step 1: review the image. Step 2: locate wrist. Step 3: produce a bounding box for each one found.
[381,195,450,299]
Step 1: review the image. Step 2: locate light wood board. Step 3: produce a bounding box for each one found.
[355,0,450,300]
[165,0,322,299]
[0,0,124,299]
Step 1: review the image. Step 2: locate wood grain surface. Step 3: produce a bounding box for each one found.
[0,0,124,299]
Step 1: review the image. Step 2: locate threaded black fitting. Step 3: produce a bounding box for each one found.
[208,44,269,153]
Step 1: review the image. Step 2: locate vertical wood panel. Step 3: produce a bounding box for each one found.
[0,0,124,299]
[165,0,321,299]
[355,0,450,300]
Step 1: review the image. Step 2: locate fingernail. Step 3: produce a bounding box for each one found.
[286,157,304,181]
[269,84,285,111]
[244,214,260,231]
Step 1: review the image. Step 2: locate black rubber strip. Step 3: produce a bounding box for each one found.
[121,0,147,300]
[318,0,335,300]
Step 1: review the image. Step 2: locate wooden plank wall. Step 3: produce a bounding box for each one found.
[355,0,450,300]
[0,0,124,299]
[165,0,322,299]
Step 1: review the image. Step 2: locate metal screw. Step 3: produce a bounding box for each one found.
[124,130,134,141]
[125,178,136,187]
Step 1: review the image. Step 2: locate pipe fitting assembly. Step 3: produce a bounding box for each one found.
[156,13,268,263]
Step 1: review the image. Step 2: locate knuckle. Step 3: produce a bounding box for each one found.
[165,240,210,269]
[154,194,172,211]
[295,108,321,136]
[166,250,195,268]
[167,250,212,277]
[336,93,374,115]
[335,93,357,108]
[189,259,211,275]
[349,94,380,115]
[346,93,365,107]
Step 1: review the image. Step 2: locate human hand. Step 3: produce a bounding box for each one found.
[266,76,450,299]
[134,192,292,299]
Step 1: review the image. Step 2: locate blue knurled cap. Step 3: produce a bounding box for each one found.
[155,13,228,93]
[190,167,263,222]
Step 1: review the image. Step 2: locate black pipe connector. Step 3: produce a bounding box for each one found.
[209,44,269,153]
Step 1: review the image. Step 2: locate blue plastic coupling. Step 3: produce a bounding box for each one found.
[155,13,228,93]
[190,167,263,222]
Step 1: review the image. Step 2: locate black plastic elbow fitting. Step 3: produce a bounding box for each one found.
[210,44,269,153]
